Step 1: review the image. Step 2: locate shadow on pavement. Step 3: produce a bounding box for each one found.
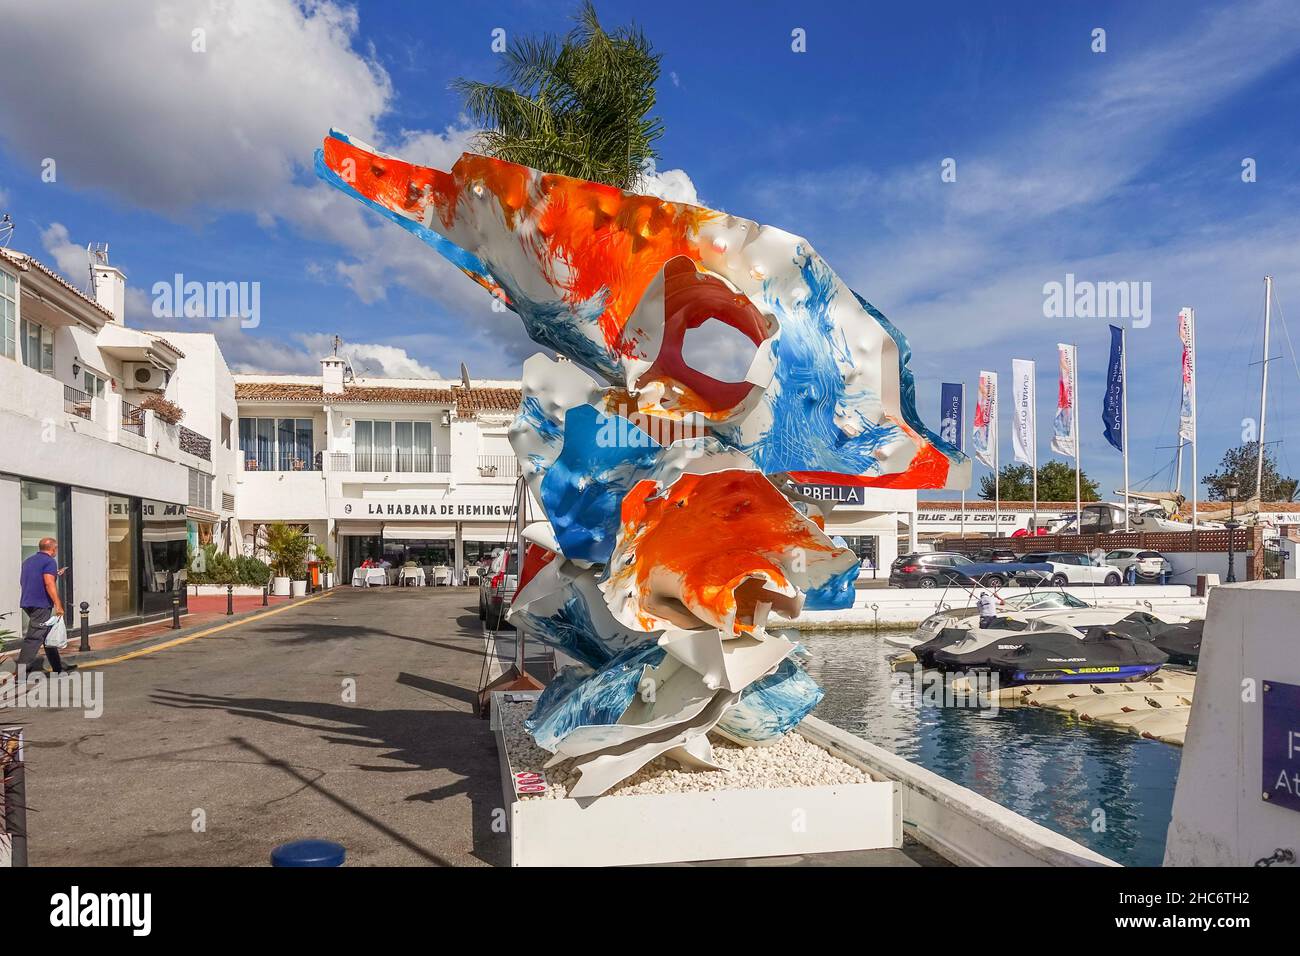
[150,687,508,866]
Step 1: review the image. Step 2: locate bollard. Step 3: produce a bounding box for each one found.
[171,596,181,630]
[226,583,234,616]
[78,601,90,652]
[262,585,269,607]
[271,839,345,867]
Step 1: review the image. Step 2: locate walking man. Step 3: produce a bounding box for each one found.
[17,537,69,678]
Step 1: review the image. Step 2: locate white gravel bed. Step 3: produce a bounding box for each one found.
[499,700,874,799]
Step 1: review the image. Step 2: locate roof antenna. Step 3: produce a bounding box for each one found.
[0,214,13,249]
[332,334,341,356]
[460,362,472,390]
[87,241,110,294]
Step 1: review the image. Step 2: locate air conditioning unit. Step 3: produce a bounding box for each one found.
[125,363,167,391]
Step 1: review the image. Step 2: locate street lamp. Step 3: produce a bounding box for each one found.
[1225,482,1240,583]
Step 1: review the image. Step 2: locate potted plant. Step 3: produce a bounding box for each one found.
[265,523,310,596]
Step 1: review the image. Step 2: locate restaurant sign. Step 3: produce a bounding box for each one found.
[333,496,518,521]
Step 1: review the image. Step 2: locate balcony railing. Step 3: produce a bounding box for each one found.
[121,399,145,436]
[244,452,323,472]
[179,425,212,461]
[477,455,520,478]
[328,451,451,473]
[64,385,93,420]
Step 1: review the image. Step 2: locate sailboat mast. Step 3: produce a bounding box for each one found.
[1256,276,1273,502]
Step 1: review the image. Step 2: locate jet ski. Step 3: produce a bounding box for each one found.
[905,593,1203,667]
[904,615,1169,685]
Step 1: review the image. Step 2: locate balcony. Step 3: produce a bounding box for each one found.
[63,384,93,420]
[327,451,451,474]
[477,455,520,478]
[121,399,145,436]
[243,452,323,473]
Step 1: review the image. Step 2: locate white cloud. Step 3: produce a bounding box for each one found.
[0,0,390,216]
[634,159,701,206]
[39,222,91,283]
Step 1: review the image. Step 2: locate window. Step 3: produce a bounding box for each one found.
[354,419,435,472]
[238,416,315,470]
[20,318,53,374]
[83,370,106,398]
[221,414,232,449]
[188,468,213,511]
[0,268,16,359]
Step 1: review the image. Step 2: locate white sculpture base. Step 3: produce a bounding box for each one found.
[492,691,900,867]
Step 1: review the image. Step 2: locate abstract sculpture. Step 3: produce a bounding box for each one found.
[317,130,969,797]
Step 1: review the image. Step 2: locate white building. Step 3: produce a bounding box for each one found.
[234,359,525,583]
[0,248,231,631]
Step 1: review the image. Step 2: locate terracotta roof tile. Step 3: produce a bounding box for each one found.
[0,248,117,322]
[235,381,521,415]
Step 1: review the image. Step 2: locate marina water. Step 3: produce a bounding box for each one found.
[801,628,1181,867]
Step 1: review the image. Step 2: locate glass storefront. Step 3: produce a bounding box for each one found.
[19,480,70,624]
[108,496,189,621]
[108,496,137,619]
[141,499,188,616]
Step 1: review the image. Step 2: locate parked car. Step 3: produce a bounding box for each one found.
[1018,551,1123,586]
[479,550,518,627]
[1104,548,1172,582]
[973,548,1018,564]
[889,552,1053,589]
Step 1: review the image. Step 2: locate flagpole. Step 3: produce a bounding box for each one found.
[1031,360,1038,532]
[960,382,966,539]
[1122,327,1130,531]
[1189,310,1198,529]
[1073,344,1081,532]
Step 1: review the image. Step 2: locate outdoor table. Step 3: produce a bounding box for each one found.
[365,568,389,587]
[351,569,366,587]
[400,567,425,587]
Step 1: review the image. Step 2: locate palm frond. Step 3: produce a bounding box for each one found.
[452,2,664,189]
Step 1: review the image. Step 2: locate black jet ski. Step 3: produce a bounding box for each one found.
[1088,612,1203,666]
[911,618,1168,685]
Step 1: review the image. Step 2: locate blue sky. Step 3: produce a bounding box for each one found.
[2,0,1299,499]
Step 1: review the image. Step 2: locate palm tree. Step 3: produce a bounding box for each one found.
[453,1,664,189]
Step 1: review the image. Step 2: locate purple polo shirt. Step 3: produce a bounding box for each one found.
[20,551,57,608]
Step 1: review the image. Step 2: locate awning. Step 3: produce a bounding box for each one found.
[460,526,516,543]
[383,524,455,541]
[337,522,384,536]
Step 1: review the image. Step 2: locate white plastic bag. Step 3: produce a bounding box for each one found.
[44,614,68,649]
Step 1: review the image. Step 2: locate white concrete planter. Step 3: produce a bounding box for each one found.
[189,584,264,597]
[322,572,334,589]
[290,579,307,597]
[271,577,291,596]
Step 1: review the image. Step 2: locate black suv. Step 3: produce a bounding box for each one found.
[890,552,982,589]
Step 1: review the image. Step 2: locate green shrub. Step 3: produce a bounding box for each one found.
[236,555,271,587]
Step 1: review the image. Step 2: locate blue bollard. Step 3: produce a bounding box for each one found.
[271,839,346,867]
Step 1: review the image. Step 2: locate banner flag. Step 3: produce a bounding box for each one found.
[940,382,964,453]
[1011,359,1036,466]
[1178,309,1195,443]
[1051,344,1078,457]
[1103,324,1125,452]
[972,372,997,467]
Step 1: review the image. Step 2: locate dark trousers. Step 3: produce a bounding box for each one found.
[16,606,64,675]
[979,615,996,629]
